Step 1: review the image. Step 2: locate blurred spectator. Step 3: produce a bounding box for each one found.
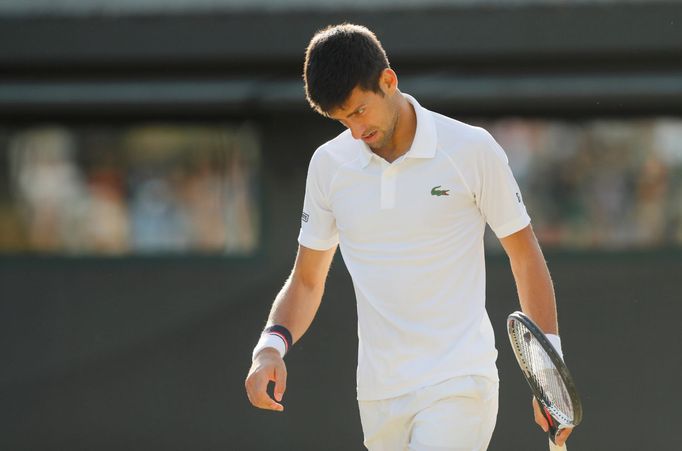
[129,176,188,252]
[8,127,89,253]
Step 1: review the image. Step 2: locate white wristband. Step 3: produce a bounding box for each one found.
[546,333,564,360]
[252,333,287,361]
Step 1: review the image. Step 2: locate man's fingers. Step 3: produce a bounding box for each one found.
[532,397,549,432]
[245,370,284,411]
[248,382,284,411]
[530,398,574,447]
[262,399,284,411]
[273,365,287,402]
[555,427,573,447]
[245,354,288,412]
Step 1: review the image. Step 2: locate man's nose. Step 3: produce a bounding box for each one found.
[349,124,367,140]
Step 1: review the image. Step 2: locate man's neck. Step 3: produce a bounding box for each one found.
[374,93,417,163]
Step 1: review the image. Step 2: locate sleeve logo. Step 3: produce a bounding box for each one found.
[302,212,309,223]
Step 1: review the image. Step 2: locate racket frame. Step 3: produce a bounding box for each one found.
[506,311,583,443]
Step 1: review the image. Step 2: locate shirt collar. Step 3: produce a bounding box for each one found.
[357,93,437,168]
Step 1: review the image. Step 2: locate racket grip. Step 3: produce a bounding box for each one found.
[541,404,560,444]
[549,437,566,451]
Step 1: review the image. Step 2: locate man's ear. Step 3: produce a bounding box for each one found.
[380,68,398,94]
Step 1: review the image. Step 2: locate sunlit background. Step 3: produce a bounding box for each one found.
[0,124,260,254]
[2,118,682,254]
[483,117,682,250]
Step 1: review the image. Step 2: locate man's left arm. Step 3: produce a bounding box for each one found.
[499,224,557,334]
[499,224,573,447]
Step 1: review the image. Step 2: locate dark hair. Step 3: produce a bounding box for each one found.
[303,23,390,115]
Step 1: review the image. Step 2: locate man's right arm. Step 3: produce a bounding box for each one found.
[244,244,337,411]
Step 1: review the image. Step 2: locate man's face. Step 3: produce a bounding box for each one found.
[327,82,399,151]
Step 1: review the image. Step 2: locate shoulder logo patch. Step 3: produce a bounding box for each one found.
[430,185,450,196]
[302,212,309,223]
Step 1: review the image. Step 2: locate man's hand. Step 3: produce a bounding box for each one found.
[532,397,573,447]
[245,348,287,412]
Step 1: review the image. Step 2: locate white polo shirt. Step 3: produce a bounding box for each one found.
[298,93,530,401]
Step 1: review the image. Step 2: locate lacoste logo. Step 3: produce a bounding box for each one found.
[431,185,450,196]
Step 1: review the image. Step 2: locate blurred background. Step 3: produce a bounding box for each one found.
[1,0,681,449]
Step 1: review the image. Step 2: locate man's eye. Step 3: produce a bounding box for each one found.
[357,108,365,115]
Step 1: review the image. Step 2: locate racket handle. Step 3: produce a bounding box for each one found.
[549,437,566,451]
[540,404,560,444]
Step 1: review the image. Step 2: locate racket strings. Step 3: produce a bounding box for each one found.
[511,323,575,422]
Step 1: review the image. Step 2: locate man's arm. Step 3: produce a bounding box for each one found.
[499,224,557,334]
[244,244,337,412]
[499,224,573,447]
[265,244,337,343]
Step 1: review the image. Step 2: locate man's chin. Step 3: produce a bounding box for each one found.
[366,137,387,151]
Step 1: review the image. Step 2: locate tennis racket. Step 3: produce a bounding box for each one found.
[506,311,582,450]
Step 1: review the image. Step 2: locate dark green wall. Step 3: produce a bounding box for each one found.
[2,3,682,118]
[2,248,680,450]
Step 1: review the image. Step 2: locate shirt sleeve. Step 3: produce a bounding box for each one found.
[475,131,531,238]
[297,150,339,250]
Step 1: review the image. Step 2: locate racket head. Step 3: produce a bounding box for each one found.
[507,311,583,430]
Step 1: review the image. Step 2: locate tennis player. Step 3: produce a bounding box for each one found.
[245,23,573,450]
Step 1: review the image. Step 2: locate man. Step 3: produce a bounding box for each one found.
[245,23,573,450]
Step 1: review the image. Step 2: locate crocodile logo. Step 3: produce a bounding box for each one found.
[430,185,450,196]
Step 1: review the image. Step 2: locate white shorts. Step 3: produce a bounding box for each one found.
[358,375,499,451]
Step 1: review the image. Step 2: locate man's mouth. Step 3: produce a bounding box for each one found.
[362,130,378,142]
